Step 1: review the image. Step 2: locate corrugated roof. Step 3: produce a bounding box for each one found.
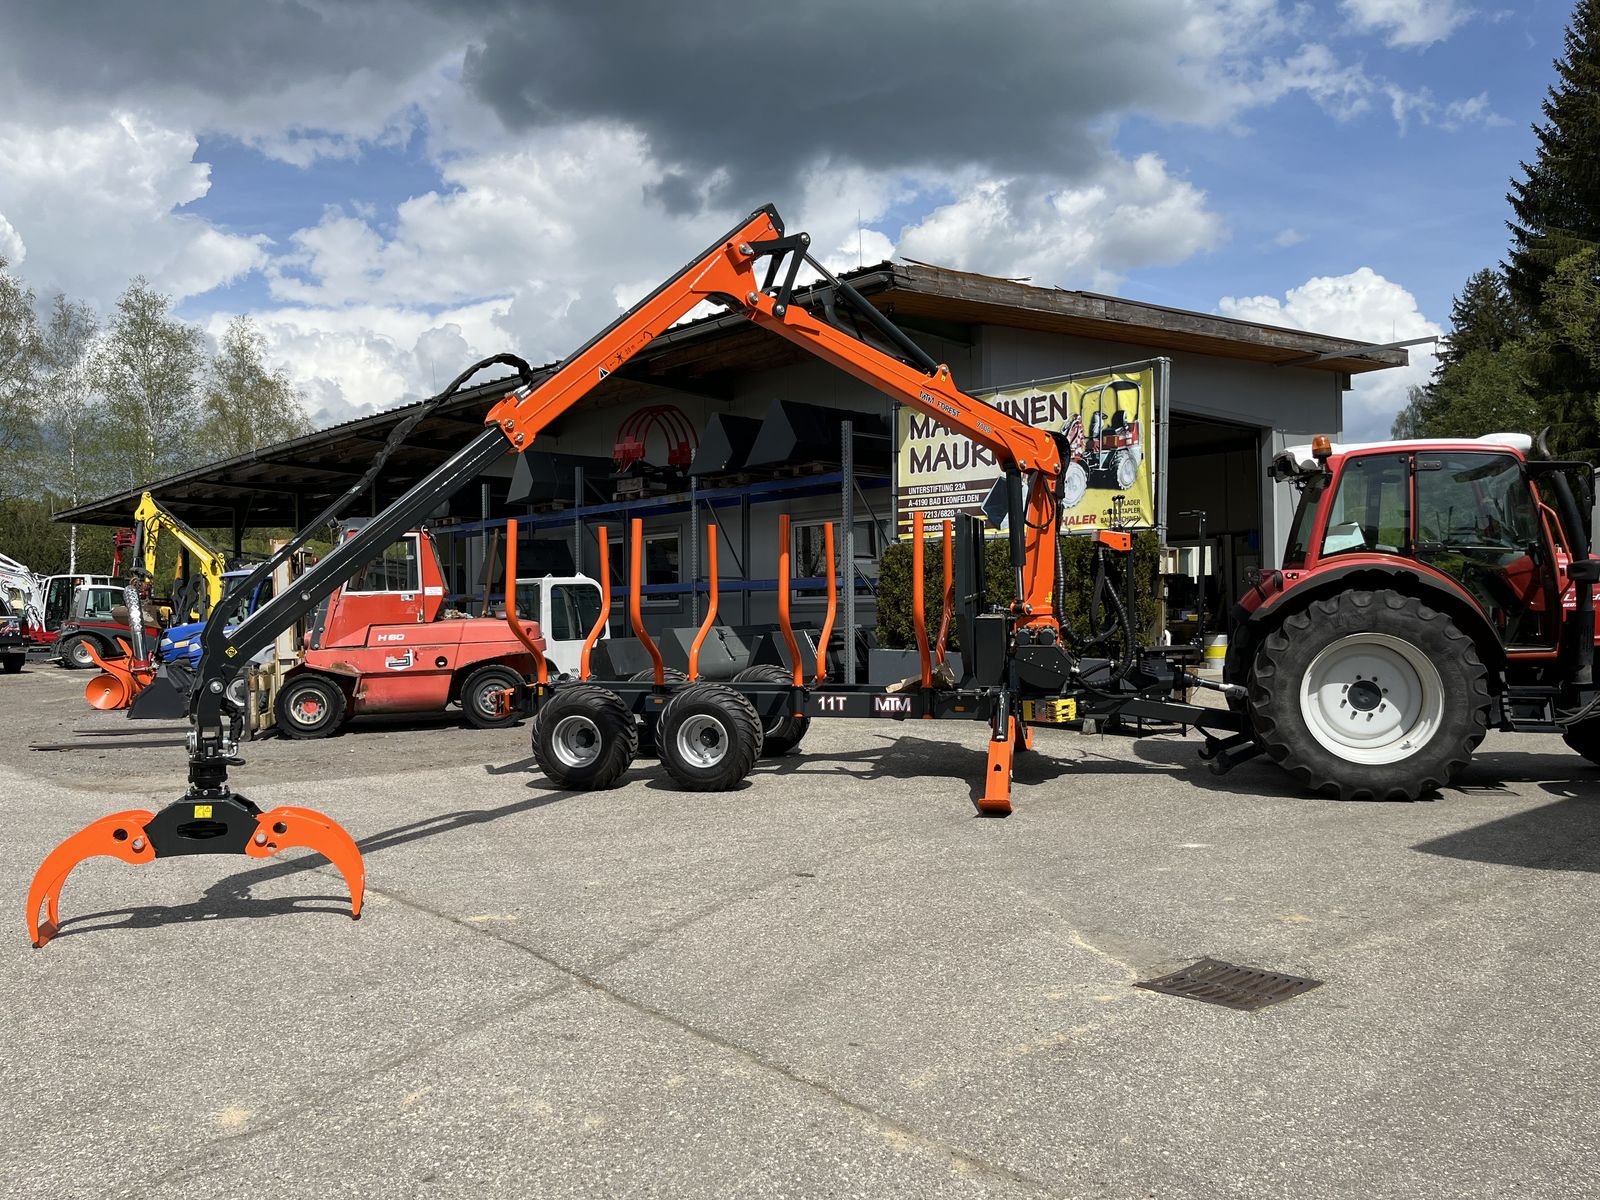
[56,261,1406,527]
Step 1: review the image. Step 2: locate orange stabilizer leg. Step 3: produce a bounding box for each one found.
[26,809,157,948]
[246,806,366,920]
[978,717,1019,817]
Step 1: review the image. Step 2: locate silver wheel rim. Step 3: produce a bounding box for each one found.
[70,641,91,666]
[1061,462,1089,508]
[289,689,327,727]
[551,714,602,769]
[473,677,507,718]
[675,713,729,769]
[1298,632,1445,766]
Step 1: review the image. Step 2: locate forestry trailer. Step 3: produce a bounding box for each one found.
[25,204,1600,948]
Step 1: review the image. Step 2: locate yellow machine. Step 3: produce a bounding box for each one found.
[132,492,229,622]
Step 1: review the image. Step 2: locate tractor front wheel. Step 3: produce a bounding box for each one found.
[1248,589,1488,801]
[58,634,102,670]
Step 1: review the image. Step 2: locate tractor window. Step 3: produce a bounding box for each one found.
[1281,474,1328,569]
[1320,455,1410,559]
[347,538,420,594]
[1415,451,1548,645]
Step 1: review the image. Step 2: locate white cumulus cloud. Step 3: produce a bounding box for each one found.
[0,114,265,307]
[1341,0,1472,48]
[1218,267,1441,440]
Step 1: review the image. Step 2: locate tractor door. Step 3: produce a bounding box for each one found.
[1412,450,1556,647]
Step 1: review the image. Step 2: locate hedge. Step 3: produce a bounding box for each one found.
[874,531,1162,651]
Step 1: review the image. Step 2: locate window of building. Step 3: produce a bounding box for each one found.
[643,531,681,603]
[347,537,421,593]
[792,519,880,577]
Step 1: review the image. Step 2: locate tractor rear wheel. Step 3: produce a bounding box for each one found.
[657,682,763,791]
[460,663,525,730]
[533,684,636,789]
[1248,589,1488,801]
[732,663,810,756]
[275,673,348,739]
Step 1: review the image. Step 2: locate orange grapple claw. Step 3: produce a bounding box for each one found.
[26,809,157,948]
[246,805,366,920]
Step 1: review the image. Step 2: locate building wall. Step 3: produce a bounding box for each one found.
[452,323,1366,638]
[976,327,1346,567]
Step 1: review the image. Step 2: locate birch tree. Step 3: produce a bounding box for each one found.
[0,257,41,497]
[92,277,205,487]
[202,315,312,457]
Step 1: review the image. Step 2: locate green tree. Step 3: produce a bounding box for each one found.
[35,295,103,569]
[0,256,42,495]
[201,315,311,458]
[1506,0,1600,308]
[91,277,206,488]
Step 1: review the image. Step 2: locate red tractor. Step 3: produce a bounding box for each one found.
[1223,431,1600,801]
[273,527,545,738]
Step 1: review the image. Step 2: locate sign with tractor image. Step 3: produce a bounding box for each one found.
[894,361,1162,537]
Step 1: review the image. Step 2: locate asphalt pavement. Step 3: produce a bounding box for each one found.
[2,662,1598,1199]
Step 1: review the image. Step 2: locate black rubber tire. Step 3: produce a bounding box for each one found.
[533,684,637,789]
[1248,589,1489,802]
[656,682,763,791]
[459,663,526,730]
[275,673,349,740]
[1,654,23,674]
[1562,717,1600,765]
[630,667,686,756]
[58,634,104,670]
[731,663,810,757]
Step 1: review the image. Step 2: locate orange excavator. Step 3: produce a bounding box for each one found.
[27,204,1244,946]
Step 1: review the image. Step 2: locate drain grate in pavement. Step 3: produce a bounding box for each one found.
[1134,958,1322,1011]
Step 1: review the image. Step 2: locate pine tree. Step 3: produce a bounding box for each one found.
[1506,0,1600,308]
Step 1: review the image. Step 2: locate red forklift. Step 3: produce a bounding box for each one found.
[273,526,547,738]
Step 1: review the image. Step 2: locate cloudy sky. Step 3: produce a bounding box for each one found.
[0,0,1573,439]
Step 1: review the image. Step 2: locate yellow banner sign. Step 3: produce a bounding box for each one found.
[895,366,1157,537]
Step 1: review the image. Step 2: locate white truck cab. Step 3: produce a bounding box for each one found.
[513,574,607,677]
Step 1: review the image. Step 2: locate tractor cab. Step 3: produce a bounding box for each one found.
[1262,432,1576,650]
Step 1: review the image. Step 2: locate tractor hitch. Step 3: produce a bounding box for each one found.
[1199,731,1262,776]
[25,794,364,948]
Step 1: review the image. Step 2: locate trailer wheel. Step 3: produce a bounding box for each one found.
[460,663,526,730]
[533,684,636,789]
[1561,717,1600,765]
[630,667,686,756]
[58,634,103,670]
[657,682,763,791]
[1248,589,1488,801]
[275,674,349,740]
[732,663,811,756]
